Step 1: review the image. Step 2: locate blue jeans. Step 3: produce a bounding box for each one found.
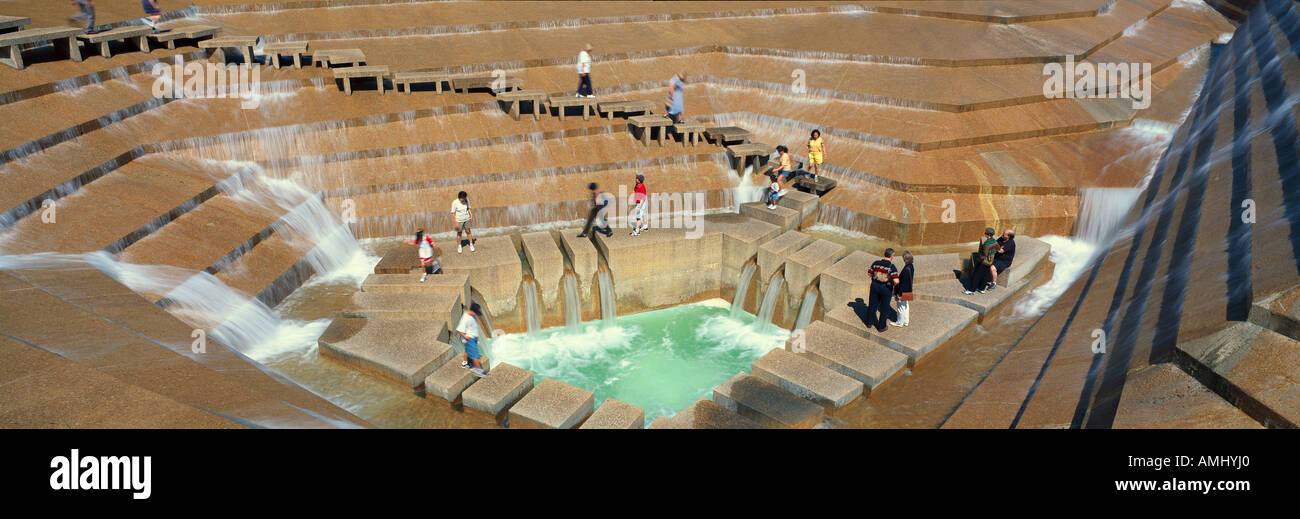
[464,337,481,360]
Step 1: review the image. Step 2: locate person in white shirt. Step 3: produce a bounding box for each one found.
[456,303,487,377]
[767,175,782,210]
[450,190,474,253]
[403,229,440,282]
[576,43,594,97]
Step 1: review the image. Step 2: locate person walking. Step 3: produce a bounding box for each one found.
[807,129,826,180]
[665,72,686,124]
[990,229,1016,288]
[69,0,97,34]
[450,191,474,253]
[965,227,999,294]
[866,248,900,332]
[576,43,594,98]
[766,173,782,210]
[578,182,614,238]
[891,251,915,327]
[141,0,163,32]
[457,303,488,378]
[404,229,441,282]
[630,174,649,236]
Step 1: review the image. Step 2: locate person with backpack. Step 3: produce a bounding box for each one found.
[891,251,915,327]
[404,228,441,282]
[964,227,998,294]
[450,191,474,253]
[457,303,488,378]
[866,248,900,332]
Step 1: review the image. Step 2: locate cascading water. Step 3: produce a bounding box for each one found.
[756,272,784,326]
[521,277,541,333]
[793,286,820,331]
[730,262,756,318]
[597,270,617,324]
[562,271,581,330]
[1074,188,1145,245]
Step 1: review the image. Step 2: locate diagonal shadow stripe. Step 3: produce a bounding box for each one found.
[1259,0,1300,277]
[1226,23,1257,322]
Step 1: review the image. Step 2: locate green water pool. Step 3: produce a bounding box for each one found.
[486,299,790,426]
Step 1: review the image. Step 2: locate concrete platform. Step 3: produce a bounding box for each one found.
[360,272,470,299]
[818,250,874,313]
[424,356,483,404]
[461,362,534,422]
[702,213,782,272]
[788,321,908,389]
[824,298,979,363]
[751,348,863,412]
[998,236,1050,287]
[436,235,522,318]
[713,371,825,428]
[757,230,812,283]
[593,226,724,311]
[521,231,564,306]
[579,398,645,429]
[507,378,595,429]
[318,318,455,388]
[647,398,762,429]
[1177,323,1300,427]
[558,228,599,296]
[776,190,819,228]
[740,201,800,232]
[913,272,1038,315]
[346,291,461,327]
[784,239,847,297]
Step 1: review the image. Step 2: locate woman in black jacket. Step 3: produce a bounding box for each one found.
[892,251,915,327]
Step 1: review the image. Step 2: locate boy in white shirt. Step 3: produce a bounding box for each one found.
[576,43,593,97]
[457,303,488,377]
[450,190,474,253]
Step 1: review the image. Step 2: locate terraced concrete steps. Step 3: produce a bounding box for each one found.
[757,230,811,283]
[784,239,847,299]
[648,398,762,429]
[789,321,909,390]
[461,362,534,423]
[346,291,462,324]
[508,378,595,429]
[740,201,800,232]
[1175,322,1300,428]
[317,317,455,389]
[823,299,980,364]
[713,371,825,429]
[750,348,864,413]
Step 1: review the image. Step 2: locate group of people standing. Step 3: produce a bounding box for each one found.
[862,248,915,332]
[578,174,650,238]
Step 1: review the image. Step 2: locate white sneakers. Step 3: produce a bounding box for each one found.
[457,243,463,253]
[470,243,476,252]
[420,273,428,282]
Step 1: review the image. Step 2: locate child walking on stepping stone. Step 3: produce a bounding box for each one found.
[404,229,441,282]
[457,303,488,377]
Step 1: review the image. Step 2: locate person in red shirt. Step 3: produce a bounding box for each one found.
[404,229,440,282]
[631,174,648,235]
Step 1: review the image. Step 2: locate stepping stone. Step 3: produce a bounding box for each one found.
[318,318,455,388]
[579,399,645,429]
[751,348,863,412]
[703,213,781,272]
[789,321,907,389]
[147,24,220,50]
[558,229,599,296]
[741,201,800,233]
[424,355,489,404]
[596,99,654,119]
[507,378,594,429]
[823,299,978,363]
[703,126,751,146]
[629,114,672,147]
[452,75,522,93]
[78,26,151,59]
[648,399,762,429]
[461,363,534,422]
[713,371,824,428]
[776,190,819,226]
[360,272,470,300]
[0,27,83,69]
[333,65,389,95]
[819,251,874,313]
[346,291,461,327]
[784,239,847,297]
[757,230,812,282]
[673,121,705,146]
[727,142,775,172]
[496,89,547,121]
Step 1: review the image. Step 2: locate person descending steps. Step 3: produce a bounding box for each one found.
[457,303,488,377]
[578,182,614,238]
[404,229,441,282]
[630,174,648,236]
[451,190,475,253]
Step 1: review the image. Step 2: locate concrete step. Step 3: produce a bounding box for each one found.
[757,229,812,283]
[789,321,909,390]
[1249,283,1300,342]
[424,355,489,405]
[361,272,471,300]
[579,398,646,429]
[784,239,848,297]
[750,348,864,412]
[1176,322,1300,428]
[461,362,534,423]
[317,317,456,389]
[823,298,979,364]
[647,398,762,429]
[776,189,819,228]
[819,251,961,313]
[913,269,1042,316]
[712,371,825,428]
[507,378,595,429]
[740,202,800,232]
[345,291,462,327]
[957,236,1051,288]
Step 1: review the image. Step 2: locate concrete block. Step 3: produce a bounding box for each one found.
[347,291,461,327]
[788,321,907,389]
[521,231,565,306]
[776,190,819,228]
[461,362,534,420]
[740,202,799,232]
[594,227,723,312]
[997,236,1050,287]
[784,239,847,296]
[751,348,863,412]
[361,272,470,299]
[702,213,781,273]
[757,230,812,283]
[579,398,645,429]
[558,228,599,297]
[824,298,979,362]
[318,318,455,388]
[507,378,594,429]
[819,250,873,312]
[436,235,522,317]
[424,356,482,403]
[713,371,824,428]
[649,399,762,429]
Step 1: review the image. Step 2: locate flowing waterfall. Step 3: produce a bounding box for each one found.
[1074,188,1144,245]
[597,269,616,324]
[730,262,757,318]
[562,271,581,330]
[793,285,819,331]
[521,277,541,333]
[756,272,784,326]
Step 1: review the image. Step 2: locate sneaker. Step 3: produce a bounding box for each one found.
[457,243,463,254]
[469,243,476,252]
[986,283,996,291]
[889,321,903,327]
[585,94,595,98]
[630,229,638,236]
[459,360,469,368]
[963,289,973,295]
[470,368,488,378]
[575,93,582,97]
[978,288,988,294]
[420,273,428,282]
[577,233,588,238]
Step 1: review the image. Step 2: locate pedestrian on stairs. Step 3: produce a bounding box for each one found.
[457,303,488,378]
[576,43,594,98]
[404,229,441,282]
[450,191,475,253]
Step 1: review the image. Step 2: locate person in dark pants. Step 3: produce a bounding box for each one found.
[576,43,593,97]
[891,251,915,327]
[866,248,900,332]
[70,1,96,33]
[965,227,998,294]
[578,182,614,238]
[990,229,1016,288]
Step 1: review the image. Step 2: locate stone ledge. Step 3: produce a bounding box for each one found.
[507,378,595,429]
